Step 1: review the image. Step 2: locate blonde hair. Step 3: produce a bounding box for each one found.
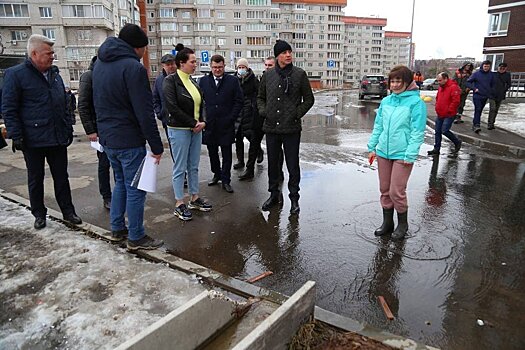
[27,34,54,56]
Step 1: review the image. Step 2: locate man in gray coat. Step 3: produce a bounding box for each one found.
[257,40,314,214]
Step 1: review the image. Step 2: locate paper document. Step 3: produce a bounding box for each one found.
[131,152,158,193]
[90,140,104,152]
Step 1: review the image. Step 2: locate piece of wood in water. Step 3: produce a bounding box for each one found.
[247,271,273,283]
[378,296,395,320]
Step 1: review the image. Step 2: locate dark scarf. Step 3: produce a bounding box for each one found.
[275,63,293,94]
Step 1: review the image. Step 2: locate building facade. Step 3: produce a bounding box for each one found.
[0,0,138,89]
[383,31,410,72]
[483,0,525,71]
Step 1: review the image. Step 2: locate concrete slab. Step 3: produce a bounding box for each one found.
[232,281,316,350]
[115,291,237,350]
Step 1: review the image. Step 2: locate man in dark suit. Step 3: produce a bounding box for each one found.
[199,55,243,193]
[2,34,82,229]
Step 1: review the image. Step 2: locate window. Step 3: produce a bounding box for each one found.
[150,52,157,59]
[217,38,226,46]
[149,38,156,45]
[151,65,158,73]
[217,0,225,4]
[247,10,265,19]
[197,9,210,18]
[66,47,97,60]
[69,69,86,81]
[197,0,212,3]
[182,25,191,32]
[217,25,225,32]
[161,36,176,45]
[247,0,268,5]
[234,12,241,19]
[77,30,92,40]
[42,29,56,40]
[181,11,191,18]
[39,7,52,18]
[160,23,177,31]
[217,11,225,19]
[247,37,269,45]
[488,12,510,36]
[197,23,212,31]
[234,25,242,32]
[11,30,27,41]
[0,4,29,17]
[234,38,242,45]
[234,0,241,4]
[62,5,108,18]
[182,39,192,46]
[159,8,174,17]
[484,53,504,70]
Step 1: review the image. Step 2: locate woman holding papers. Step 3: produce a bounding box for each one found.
[163,48,212,221]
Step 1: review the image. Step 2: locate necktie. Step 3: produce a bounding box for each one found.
[215,77,221,86]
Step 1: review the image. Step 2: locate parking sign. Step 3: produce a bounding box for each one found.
[327,60,335,68]
[201,51,209,63]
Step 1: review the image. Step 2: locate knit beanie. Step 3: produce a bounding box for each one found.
[236,58,249,68]
[274,40,292,58]
[118,24,148,48]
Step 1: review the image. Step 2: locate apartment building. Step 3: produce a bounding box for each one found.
[483,0,525,71]
[0,0,137,89]
[342,16,387,86]
[383,31,411,72]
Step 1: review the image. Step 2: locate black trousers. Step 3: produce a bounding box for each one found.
[23,146,76,218]
[235,126,245,164]
[245,129,264,170]
[207,144,232,184]
[96,150,112,201]
[266,132,300,200]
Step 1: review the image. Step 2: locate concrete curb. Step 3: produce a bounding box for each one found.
[0,188,437,350]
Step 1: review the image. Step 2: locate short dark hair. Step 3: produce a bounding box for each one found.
[499,62,508,67]
[388,65,413,89]
[175,48,194,68]
[211,54,225,64]
[482,60,492,66]
[265,56,275,62]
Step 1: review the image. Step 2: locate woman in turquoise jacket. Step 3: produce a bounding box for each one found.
[367,65,427,240]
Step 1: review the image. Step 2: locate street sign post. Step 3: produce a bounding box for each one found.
[201,50,209,63]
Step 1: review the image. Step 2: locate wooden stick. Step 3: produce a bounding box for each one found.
[378,296,395,320]
[247,271,273,283]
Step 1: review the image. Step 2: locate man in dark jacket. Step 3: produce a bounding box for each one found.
[2,34,82,229]
[453,62,473,124]
[153,53,177,158]
[488,62,512,130]
[257,40,315,214]
[65,86,77,125]
[428,72,462,156]
[199,54,243,193]
[467,60,493,133]
[78,56,112,210]
[92,24,164,250]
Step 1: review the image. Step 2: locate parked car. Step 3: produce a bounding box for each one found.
[421,78,439,90]
[359,75,388,99]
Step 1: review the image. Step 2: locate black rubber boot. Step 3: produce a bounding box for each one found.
[374,208,394,236]
[262,192,281,211]
[392,211,408,240]
[290,199,300,214]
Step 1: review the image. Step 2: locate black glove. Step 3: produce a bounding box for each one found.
[12,138,25,152]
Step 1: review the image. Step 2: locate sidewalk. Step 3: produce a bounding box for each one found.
[425,100,525,158]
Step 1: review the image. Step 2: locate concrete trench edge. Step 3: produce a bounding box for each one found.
[0,186,438,349]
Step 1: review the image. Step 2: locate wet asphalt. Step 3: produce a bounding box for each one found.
[1,90,524,349]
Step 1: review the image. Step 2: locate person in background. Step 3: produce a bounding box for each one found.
[2,34,82,230]
[93,24,164,250]
[163,48,212,221]
[65,85,77,125]
[199,54,244,194]
[235,58,263,181]
[367,65,426,240]
[453,62,473,124]
[427,72,462,156]
[257,40,314,214]
[413,71,424,89]
[488,62,511,130]
[78,55,113,210]
[467,60,493,133]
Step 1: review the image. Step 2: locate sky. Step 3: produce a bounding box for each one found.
[344,0,489,60]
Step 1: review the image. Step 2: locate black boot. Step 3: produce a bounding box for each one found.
[290,199,300,214]
[392,211,408,240]
[262,192,281,211]
[239,168,254,180]
[374,208,394,236]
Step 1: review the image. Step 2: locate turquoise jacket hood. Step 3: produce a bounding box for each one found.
[367,89,427,163]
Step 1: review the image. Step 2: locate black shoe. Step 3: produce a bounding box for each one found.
[127,235,164,251]
[473,125,481,133]
[392,211,408,240]
[63,214,82,225]
[208,174,220,186]
[233,162,245,170]
[453,117,463,124]
[103,199,111,210]
[257,149,264,164]
[222,183,234,193]
[290,199,300,214]
[239,169,254,181]
[374,208,394,236]
[454,139,462,152]
[188,197,213,212]
[174,203,192,221]
[262,193,281,211]
[34,217,46,230]
[487,125,495,130]
[427,149,440,156]
[111,228,128,241]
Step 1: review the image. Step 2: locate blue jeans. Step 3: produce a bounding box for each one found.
[473,95,488,127]
[434,117,460,150]
[104,146,146,241]
[168,128,202,200]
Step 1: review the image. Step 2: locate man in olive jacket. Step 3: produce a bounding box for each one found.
[257,40,314,214]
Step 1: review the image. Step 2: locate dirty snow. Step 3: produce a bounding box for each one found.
[0,196,207,350]
[420,90,525,137]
